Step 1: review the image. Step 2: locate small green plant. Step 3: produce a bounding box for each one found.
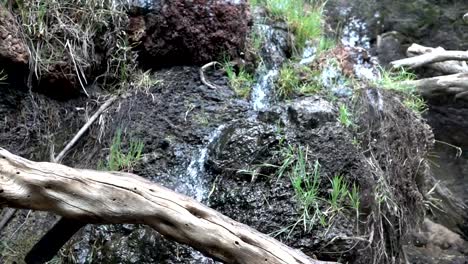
[271,142,364,235]
[404,95,427,114]
[277,64,300,98]
[298,83,321,95]
[101,130,144,172]
[224,61,254,99]
[376,67,427,113]
[329,175,348,211]
[317,36,335,53]
[378,67,416,92]
[289,147,322,231]
[348,183,360,219]
[261,0,327,53]
[337,103,353,128]
[275,145,324,231]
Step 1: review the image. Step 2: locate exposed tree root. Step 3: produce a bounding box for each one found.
[54,95,118,163]
[200,61,223,89]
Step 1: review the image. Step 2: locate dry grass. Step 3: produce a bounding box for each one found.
[10,0,135,92]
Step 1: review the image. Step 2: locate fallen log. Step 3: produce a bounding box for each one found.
[0,148,334,264]
[391,43,468,70]
[405,73,468,99]
[403,44,468,74]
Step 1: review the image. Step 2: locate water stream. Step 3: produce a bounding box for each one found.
[179,11,292,261]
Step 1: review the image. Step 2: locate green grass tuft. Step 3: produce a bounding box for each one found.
[376,67,427,114]
[329,174,348,211]
[256,0,328,54]
[224,61,254,99]
[276,64,301,98]
[337,103,353,128]
[100,129,144,172]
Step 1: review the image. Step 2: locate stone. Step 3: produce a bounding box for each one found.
[0,6,29,65]
[130,0,251,67]
[286,97,335,129]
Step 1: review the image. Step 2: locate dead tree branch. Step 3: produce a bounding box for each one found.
[405,73,468,99]
[54,95,117,163]
[200,61,223,89]
[391,43,468,69]
[0,148,335,264]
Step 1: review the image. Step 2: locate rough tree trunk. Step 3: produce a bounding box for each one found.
[0,148,335,264]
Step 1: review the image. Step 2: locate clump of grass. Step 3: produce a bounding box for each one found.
[260,0,327,54]
[404,94,427,114]
[274,143,363,233]
[377,67,416,92]
[12,0,135,91]
[131,70,162,94]
[224,62,254,99]
[287,146,323,231]
[329,175,348,211]
[318,37,336,54]
[100,129,144,172]
[376,67,427,114]
[277,64,301,98]
[337,103,353,128]
[348,183,360,221]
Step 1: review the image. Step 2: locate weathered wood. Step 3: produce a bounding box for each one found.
[391,43,468,69]
[0,148,334,264]
[405,73,468,99]
[403,44,468,74]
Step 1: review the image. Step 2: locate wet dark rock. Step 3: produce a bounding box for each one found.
[130,0,251,67]
[257,96,336,129]
[326,0,468,51]
[207,121,279,178]
[286,97,335,129]
[376,31,406,66]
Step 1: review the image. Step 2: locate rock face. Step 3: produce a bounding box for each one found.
[0,6,29,84]
[0,6,28,65]
[130,0,251,66]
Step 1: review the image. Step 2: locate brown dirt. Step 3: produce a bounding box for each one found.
[131,0,251,67]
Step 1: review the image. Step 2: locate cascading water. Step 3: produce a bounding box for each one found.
[178,8,293,262]
[250,17,290,110]
[178,125,225,202]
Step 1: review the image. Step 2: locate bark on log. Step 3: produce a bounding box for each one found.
[0,148,334,264]
[405,73,468,99]
[391,43,468,70]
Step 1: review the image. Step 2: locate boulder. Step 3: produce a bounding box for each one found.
[0,6,28,65]
[130,0,251,67]
[0,6,29,84]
